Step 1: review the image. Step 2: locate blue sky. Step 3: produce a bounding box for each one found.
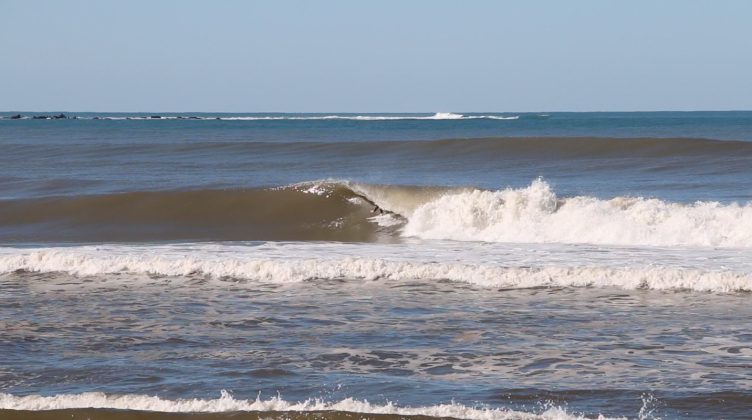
[1,0,751,112]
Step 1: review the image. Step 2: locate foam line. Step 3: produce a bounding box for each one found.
[1,247,749,292]
[0,391,619,419]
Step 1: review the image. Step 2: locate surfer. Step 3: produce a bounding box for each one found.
[352,191,386,215]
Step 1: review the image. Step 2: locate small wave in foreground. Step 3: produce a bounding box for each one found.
[1,243,750,292]
[0,391,632,420]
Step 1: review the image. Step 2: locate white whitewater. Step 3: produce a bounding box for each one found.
[0,391,626,419]
[349,179,752,248]
[88,113,521,121]
[1,241,749,292]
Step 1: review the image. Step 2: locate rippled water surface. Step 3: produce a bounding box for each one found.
[2,263,752,418]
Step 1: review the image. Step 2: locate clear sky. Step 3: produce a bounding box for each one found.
[1,0,751,112]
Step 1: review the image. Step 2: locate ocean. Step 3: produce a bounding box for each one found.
[0,111,751,419]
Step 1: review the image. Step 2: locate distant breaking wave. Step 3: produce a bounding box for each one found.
[219,112,521,121]
[2,179,750,248]
[2,112,521,121]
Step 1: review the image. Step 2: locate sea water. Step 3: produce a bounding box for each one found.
[1,111,751,419]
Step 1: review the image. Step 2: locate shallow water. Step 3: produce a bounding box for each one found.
[2,264,752,418]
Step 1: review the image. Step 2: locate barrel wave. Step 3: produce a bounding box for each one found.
[1,179,750,247]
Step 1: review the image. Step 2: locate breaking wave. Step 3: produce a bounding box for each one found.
[1,178,750,247]
[0,182,402,242]
[1,244,750,292]
[402,178,752,248]
[3,112,521,121]
[0,391,632,419]
[163,112,521,121]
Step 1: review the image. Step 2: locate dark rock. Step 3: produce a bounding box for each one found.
[33,115,50,119]
[53,113,66,119]
[10,114,22,119]
[150,115,162,119]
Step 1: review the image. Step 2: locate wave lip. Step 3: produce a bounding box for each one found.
[0,391,619,420]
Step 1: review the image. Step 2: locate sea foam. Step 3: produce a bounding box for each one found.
[0,391,621,419]
[392,179,752,248]
[1,244,749,292]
